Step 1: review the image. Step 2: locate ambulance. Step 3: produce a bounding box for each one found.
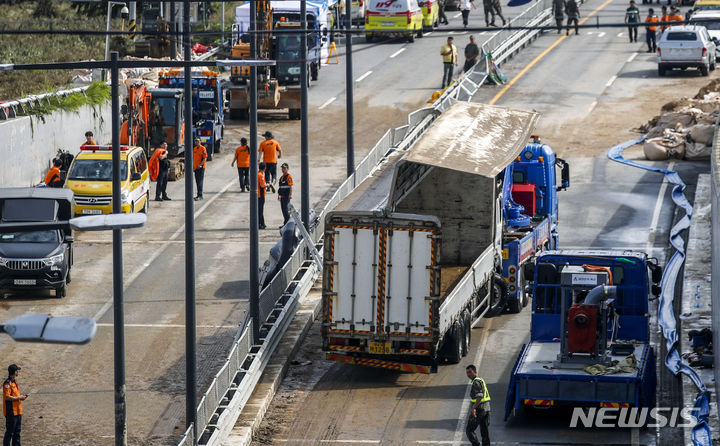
[365,0,424,42]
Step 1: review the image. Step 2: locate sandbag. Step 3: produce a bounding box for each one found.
[644,137,686,160]
[690,124,715,146]
[686,142,712,160]
[658,112,695,128]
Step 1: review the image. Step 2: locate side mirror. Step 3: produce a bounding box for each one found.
[523,261,536,283]
[648,261,663,284]
[652,284,662,297]
[556,158,570,191]
[65,235,74,243]
[130,172,142,181]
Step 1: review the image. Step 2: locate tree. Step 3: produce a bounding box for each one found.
[32,0,57,18]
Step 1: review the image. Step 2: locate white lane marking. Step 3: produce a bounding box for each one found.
[389,47,406,58]
[605,74,617,87]
[275,441,380,444]
[91,178,236,321]
[425,31,434,36]
[647,161,675,250]
[454,12,462,18]
[627,51,638,62]
[598,32,606,38]
[97,323,237,329]
[617,32,625,37]
[355,70,373,82]
[452,319,493,445]
[318,96,337,109]
[587,99,598,114]
[631,426,640,446]
[479,31,487,36]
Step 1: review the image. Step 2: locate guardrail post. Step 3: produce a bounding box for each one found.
[346,0,355,178]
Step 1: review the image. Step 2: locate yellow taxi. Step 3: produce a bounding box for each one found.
[65,145,150,216]
[419,0,440,30]
[365,0,424,43]
[693,0,720,10]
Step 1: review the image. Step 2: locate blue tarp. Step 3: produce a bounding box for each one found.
[608,137,711,446]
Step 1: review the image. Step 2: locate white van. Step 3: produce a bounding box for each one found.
[365,0,424,43]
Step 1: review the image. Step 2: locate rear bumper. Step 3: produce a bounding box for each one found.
[325,352,434,373]
[658,60,708,69]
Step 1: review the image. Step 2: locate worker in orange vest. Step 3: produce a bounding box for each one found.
[80,131,97,149]
[193,137,208,201]
[660,6,669,32]
[645,8,660,53]
[44,158,63,188]
[668,6,684,24]
[258,162,270,229]
[232,137,251,192]
[277,163,294,226]
[259,131,282,184]
[3,364,27,446]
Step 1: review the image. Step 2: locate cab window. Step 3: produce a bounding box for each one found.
[134,151,147,173]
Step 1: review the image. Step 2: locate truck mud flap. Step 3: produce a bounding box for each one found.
[325,353,432,374]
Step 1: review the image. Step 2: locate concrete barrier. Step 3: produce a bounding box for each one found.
[0,103,111,187]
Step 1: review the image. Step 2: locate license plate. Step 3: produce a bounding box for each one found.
[14,279,36,286]
[382,21,395,26]
[368,342,391,354]
[82,209,102,215]
[199,91,214,99]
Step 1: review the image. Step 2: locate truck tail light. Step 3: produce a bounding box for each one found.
[657,48,661,57]
[329,338,346,346]
[201,130,212,136]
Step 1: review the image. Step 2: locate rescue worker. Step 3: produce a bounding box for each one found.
[3,364,27,446]
[438,0,450,25]
[645,8,660,53]
[626,0,640,42]
[44,158,63,188]
[465,364,490,446]
[193,137,208,201]
[232,137,251,192]
[552,0,566,33]
[490,0,506,26]
[660,6,669,32]
[258,162,269,229]
[566,0,580,35]
[668,6,684,23]
[460,0,476,28]
[440,36,458,89]
[277,163,294,226]
[150,142,170,201]
[259,131,282,184]
[464,36,481,72]
[81,131,96,148]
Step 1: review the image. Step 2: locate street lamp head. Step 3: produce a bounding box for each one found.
[120,6,129,20]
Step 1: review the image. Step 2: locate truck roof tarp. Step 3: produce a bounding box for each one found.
[400,102,540,178]
[0,188,74,223]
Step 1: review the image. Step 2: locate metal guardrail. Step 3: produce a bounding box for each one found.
[181,5,554,444]
[711,115,720,438]
[0,86,91,121]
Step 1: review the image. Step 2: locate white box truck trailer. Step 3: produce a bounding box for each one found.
[322,102,540,373]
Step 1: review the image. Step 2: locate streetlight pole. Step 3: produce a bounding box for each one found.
[110,51,127,446]
[249,0,261,345]
[104,2,128,80]
[345,0,355,177]
[301,0,309,229]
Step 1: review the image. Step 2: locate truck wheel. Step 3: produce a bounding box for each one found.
[447,322,464,364]
[311,63,319,81]
[417,26,424,38]
[700,65,709,76]
[486,274,508,317]
[207,147,214,162]
[508,270,528,314]
[66,269,71,284]
[55,285,66,298]
[141,194,149,214]
[462,310,471,356]
[658,65,666,77]
[407,32,415,43]
[289,109,302,120]
[365,33,374,43]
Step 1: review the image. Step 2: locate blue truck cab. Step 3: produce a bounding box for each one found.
[500,141,570,314]
[504,250,662,421]
[158,70,224,161]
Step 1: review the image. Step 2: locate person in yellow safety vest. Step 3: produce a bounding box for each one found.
[465,364,491,446]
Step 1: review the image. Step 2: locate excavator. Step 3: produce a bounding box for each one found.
[120,81,186,180]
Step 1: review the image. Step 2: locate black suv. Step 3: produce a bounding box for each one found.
[0,188,74,297]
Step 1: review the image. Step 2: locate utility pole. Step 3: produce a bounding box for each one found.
[301,0,309,229]
[345,0,355,177]
[249,0,261,344]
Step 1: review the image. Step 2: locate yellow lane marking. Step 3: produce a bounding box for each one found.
[488,0,616,105]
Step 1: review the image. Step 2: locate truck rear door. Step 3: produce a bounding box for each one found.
[325,213,440,337]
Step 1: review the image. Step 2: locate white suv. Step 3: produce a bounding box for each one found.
[658,25,717,76]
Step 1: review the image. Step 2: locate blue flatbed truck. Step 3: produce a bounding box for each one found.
[504,250,662,420]
[158,70,224,161]
[499,141,570,314]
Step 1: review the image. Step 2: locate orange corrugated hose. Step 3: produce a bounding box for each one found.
[582,264,613,285]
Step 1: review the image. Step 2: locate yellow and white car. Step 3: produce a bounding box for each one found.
[65,145,150,216]
[693,0,720,11]
[419,0,440,30]
[365,0,424,43]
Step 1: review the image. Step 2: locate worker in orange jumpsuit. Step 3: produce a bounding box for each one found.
[232,137,251,192]
[259,131,282,184]
[3,364,27,446]
[149,142,170,201]
[258,162,269,229]
[81,131,97,149]
[277,163,294,226]
[193,137,208,201]
[44,159,63,188]
[645,9,660,53]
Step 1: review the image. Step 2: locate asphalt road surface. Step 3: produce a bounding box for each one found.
[0,3,539,445]
[252,0,715,444]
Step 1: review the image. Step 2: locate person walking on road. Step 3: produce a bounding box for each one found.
[44,158,63,188]
[645,8,660,52]
[438,0,450,24]
[258,162,269,229]
[151,142,171,201]
[552,0,566,33]
[232,137,251,192]
[464,36,481,72]
[626,0,640,42]
[465,364,491,446]
[277,163,294,226]
[259,131,282,184]
[441,36,458,89]
[193,137,208,201]
[461,0,476,29]
[80,131,97,149]
[566,0,580,35]
[4,364,27,446]
[490,0,506,26]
